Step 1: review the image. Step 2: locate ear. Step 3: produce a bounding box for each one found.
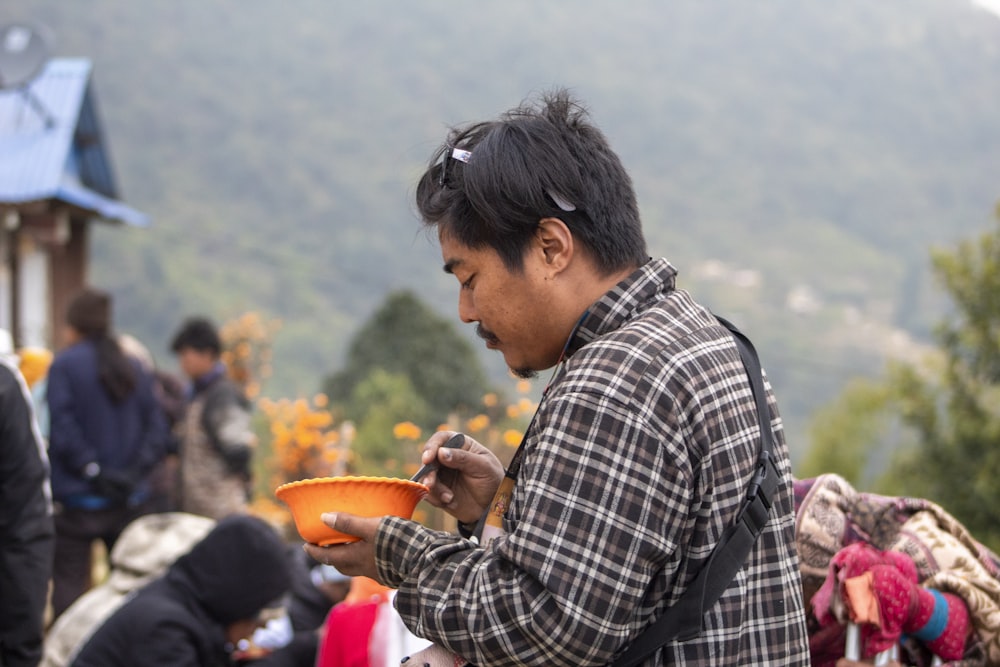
[535,217,574,272]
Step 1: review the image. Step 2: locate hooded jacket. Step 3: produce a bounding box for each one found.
[70,514,291,667]
[42,512,215,667]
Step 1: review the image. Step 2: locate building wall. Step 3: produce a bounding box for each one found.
[0,209,89,350]
[47,216,89,350]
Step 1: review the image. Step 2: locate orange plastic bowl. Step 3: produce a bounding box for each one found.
[275,476,428,546]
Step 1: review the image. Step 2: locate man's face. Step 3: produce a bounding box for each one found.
[60,324,80,348]
[176,347,216,381]
[441,231,566,378]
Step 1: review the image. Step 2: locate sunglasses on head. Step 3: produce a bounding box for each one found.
[435,145,587,221]
[437,146,472,188]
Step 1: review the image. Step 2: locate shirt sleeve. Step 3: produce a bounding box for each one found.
[132,367,172,476]
[377,387,694,667]
[201,383,255,475]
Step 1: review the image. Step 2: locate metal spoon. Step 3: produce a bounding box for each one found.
[410,433,465,483]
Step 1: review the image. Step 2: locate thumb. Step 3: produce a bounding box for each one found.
[441,446,471,467]
[440,446,484,474]
[320,512,379,542]
[321,512,367,538]
[320,512,346,532]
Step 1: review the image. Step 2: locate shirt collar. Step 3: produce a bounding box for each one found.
[564,257,678,358]
[191,361,227,394]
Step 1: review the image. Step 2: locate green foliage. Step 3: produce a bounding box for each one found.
[10,0,1000,460]
[347,369,429,477]
[804,207,1000,550]
[797,378,891,484]
[878,214,1000,546]
[323,290,490,429]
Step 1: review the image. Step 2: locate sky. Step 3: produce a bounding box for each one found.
[971,0,1000,16]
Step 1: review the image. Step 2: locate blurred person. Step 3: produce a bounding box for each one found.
[146,365,186,511]
[0,333,54,667]
[237,551,353,667]
[69,513,291,667]
[307,89,809,665]
[288,552,352,633]
[41,511,215,667]
[46,288,172,619]
[118,332,185,512]
[170,316,256,520]
[313,577,431,667]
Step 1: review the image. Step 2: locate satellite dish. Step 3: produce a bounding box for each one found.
[0,22,52,90]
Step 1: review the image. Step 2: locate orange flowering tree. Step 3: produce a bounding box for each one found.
[456,377,538,466]
[221,310,540,538]
[247,392,355,533]
[393,375,538,531]
[219,311,281,400]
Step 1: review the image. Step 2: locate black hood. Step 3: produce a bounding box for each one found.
[166,514,291,625]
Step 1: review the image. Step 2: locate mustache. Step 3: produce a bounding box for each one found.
[476,324,500,346]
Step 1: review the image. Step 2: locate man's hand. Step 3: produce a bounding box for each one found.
[302,513,381,581]
[415,432,505,525]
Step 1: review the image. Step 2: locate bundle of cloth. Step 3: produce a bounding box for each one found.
[794,474,1000,666]
[813,541,971,661]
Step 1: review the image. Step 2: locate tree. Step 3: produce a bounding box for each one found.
[322,290,491,429]
[802,206,1000,549]
[882,210,1000,537]
[347,369,430,477]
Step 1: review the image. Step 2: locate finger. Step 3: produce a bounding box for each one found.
[423,481,455,508]
[420,463,458,504]
[321,511,363,538]
[302,540,365,573]
[421,431,464,465]
[302,542,336,565]
[420,466,438,489]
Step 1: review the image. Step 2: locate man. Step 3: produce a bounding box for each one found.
[307,89,810,665]
[170,317,255,520]
[70,514,291,667]
[0,342,54,667]
[41,511,215,667]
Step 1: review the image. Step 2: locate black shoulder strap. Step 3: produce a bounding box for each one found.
[612,316,781,667]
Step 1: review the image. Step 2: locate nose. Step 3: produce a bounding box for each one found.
[458,290,477,324]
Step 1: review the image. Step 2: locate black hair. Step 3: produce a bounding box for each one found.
[170,317,222,357]
[414,88,647,274]
[66,287,136,403]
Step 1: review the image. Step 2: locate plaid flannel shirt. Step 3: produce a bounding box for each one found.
[376,258,810,666]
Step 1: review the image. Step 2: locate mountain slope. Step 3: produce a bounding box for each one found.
[7,0,1000,456]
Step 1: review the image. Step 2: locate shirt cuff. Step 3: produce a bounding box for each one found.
[374,515,476,588]
[374,515,440,588]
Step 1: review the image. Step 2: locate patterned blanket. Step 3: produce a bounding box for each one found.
[794,474,1000,667]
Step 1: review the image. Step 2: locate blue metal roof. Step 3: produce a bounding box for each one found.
[0,58,149,226]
